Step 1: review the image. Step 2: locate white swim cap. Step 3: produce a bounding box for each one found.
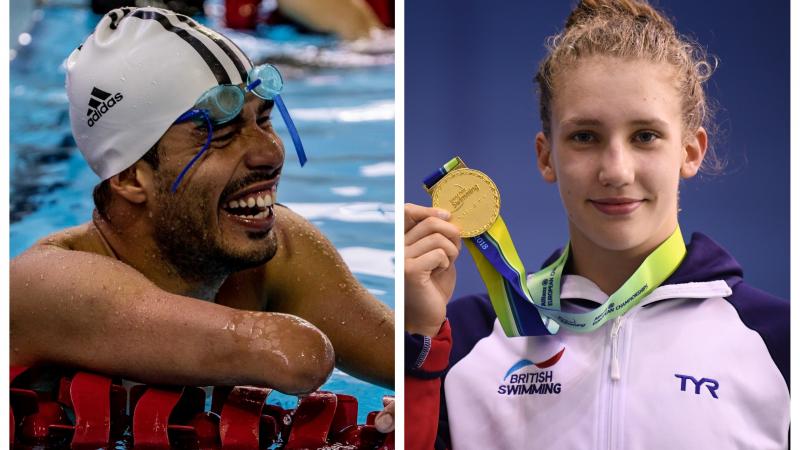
[66,7,254,180]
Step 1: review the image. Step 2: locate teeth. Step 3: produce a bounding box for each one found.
[228,205,272,220]
[225,191,276,211]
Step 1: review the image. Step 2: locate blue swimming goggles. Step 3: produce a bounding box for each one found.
[171,63,306,192]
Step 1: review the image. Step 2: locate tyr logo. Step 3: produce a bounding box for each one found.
[674,374,719,399]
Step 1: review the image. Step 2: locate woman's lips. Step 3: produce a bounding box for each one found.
[589,198,643,216]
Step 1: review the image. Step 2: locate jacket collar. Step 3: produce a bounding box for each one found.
[540,232,739,307]
[557,275,731,308]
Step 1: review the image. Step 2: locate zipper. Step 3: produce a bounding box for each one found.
[609,316,624,381]
[606,316,625,450]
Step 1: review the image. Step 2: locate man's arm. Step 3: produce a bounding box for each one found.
[11,242,334,394]
[263,206,394,388]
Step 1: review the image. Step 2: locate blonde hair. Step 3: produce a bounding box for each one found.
[536,0,722,172]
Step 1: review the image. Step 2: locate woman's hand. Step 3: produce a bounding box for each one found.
[404,203,462,337]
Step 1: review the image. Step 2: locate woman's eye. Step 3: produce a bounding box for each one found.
[570,132,595,144]
[634,131,659,144]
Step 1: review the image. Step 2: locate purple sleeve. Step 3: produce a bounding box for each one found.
[725,280,790,389]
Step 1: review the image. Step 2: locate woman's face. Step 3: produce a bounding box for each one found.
[536,56,706,255]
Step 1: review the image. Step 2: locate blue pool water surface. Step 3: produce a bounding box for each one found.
[10,4,394,423]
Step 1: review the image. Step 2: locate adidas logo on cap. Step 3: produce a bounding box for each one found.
[86,87,124,127]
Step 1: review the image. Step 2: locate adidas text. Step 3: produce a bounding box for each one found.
[87,87,124,127]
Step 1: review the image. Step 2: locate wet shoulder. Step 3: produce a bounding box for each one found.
[265,204,342,294]
[271,203,322,263]
[28,222,110,256]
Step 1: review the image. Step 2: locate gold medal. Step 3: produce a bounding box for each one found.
[431,168,500,237]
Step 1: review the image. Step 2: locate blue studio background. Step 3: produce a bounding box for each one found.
[405,0,789,300]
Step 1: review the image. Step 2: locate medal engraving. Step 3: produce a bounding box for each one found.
[432,168,500,237]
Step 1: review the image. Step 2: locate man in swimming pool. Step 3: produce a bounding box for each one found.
[9,6,394,422]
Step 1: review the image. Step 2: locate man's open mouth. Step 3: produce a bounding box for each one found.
[222,190,275,219]
[220,186,277,232]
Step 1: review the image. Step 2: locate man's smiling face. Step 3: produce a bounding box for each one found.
[147,95,285,278]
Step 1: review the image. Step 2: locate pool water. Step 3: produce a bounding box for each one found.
[10,4,394,423]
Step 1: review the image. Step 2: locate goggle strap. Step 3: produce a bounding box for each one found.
[246,78,262,92]
[171,110,213,193]
[274,94,307,167]
[175,109,201,124]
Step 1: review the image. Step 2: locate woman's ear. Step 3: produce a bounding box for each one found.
[108,160,154,205]
[536,131,557,183]
[680,127,708,179]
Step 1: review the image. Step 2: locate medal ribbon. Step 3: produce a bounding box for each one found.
[424,157,687,337]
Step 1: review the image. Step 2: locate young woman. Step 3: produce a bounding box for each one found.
[404,1,789,449]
